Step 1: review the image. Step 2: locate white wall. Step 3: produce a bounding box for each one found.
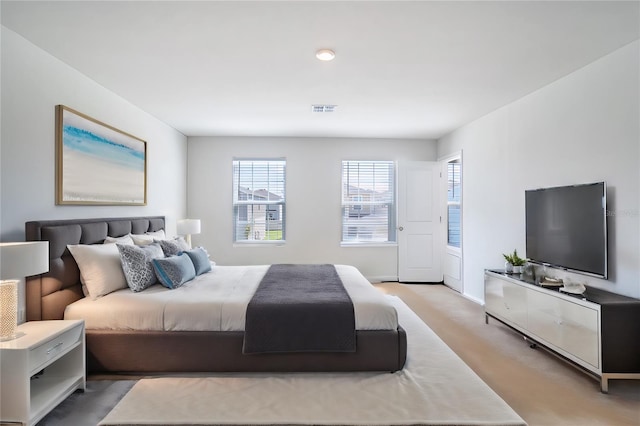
[438,41,640,300]
[187,137,436,281]
[0,27,188,241]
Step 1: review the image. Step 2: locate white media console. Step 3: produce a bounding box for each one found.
[484,270,640,392]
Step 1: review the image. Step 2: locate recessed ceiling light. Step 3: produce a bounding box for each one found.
[316,49,335,61]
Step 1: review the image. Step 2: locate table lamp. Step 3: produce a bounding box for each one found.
[0,241,49,341]
[177,219,201,248]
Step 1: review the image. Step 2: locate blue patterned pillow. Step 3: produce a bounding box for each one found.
[184,247,212,276]
[152,253,196,289]
[157,237,190,256]
[117,243,164,292]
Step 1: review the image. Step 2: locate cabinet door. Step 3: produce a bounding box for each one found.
[528,290,599,370]
[485,275,527,328]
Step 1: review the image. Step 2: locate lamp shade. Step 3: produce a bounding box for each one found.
[177,219,201,236]
[0,241,49,279]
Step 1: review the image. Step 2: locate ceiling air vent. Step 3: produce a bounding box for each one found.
[311,104,337,113]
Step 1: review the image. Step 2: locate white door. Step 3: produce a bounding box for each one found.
[398,161,442,282]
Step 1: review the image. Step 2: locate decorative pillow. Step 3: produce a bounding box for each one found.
[130,234,155,245]
[117,243,164,292]
[152,253,196,289]
[146,229,166,240]
[157,237,190,257]
[67,243,127,300]
[184,247,212,276]
[104,235,134,245]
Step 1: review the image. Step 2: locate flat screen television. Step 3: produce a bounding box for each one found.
[525,182,607,279]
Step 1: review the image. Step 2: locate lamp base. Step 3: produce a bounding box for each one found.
[0,279,19,342]
[0,331,24,342]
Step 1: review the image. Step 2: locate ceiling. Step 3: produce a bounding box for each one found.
[2,1,639,140]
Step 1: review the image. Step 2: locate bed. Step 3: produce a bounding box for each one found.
[25,216,407,373]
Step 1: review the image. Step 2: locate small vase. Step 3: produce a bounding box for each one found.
[505,262,514,274]
[513,265,523,274]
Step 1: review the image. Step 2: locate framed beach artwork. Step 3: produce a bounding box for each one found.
[56,105,147,205]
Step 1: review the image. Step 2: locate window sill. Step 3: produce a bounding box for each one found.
[233,241,286,247]
[447,245,462,253]
[340,242,397,248]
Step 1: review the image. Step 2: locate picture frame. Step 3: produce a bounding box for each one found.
[55,105,147,205]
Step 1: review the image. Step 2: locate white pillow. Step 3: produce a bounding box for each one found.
[131,230,166,245]
[130,234,155,245]
[67,243,127,300]
[103,235,134,245]
[146,229,166,240]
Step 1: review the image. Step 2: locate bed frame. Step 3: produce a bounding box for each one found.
[26,216,407,373]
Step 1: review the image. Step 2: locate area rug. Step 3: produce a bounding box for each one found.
[100,296,526,426]
[39,380,136,425]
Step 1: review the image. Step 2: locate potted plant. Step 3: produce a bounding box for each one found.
[503,249,526,274]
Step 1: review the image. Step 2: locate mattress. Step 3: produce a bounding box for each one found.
[64,264,398,332]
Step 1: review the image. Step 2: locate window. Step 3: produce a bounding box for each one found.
[447,158,461,248]
[341,160,396,244]
[233,159,286,243]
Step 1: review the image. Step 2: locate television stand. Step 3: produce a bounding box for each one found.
[484,270,640,392]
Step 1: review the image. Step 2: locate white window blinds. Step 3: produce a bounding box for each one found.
[447,159,461,248]
[341,160,396,243]
[232,159,286,242]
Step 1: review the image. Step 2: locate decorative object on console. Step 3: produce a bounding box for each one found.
[0,242,49,340]
[55,105,147,206]
[502,249,526,274]
[177,219,201,248]
[560,283,586,295]
[539,276,563,288]
[522,262,536,280]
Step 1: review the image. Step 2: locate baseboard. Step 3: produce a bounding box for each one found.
[367,275,398,283]
[461,292,484,306]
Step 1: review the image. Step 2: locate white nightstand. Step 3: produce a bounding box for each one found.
[0,320,86,425]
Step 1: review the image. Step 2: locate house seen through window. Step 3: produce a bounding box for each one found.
[232,159,286,242]
[341,160,396,244]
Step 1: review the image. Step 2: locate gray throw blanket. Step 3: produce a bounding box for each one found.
[243,264,356,354]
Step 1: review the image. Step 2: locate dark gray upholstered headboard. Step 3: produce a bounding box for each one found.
[25,216,165,321]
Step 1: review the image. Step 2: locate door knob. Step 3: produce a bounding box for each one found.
[398,226,404,231]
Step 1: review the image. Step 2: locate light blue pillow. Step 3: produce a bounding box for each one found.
[117,243,164,292]
[184,247,212,276]
[152,253,196,289]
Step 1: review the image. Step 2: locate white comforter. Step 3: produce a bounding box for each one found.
[64,265,398,332]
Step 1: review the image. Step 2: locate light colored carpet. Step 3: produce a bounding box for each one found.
[382,283,640,426]
[100,296,525,426]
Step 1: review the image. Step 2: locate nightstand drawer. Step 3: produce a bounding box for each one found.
[29,324,83,374]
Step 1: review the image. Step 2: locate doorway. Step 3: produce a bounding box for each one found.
[397,161,443,282]
[440,152,463,292]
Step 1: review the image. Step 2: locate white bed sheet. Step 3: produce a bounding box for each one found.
[64,264,398,332]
